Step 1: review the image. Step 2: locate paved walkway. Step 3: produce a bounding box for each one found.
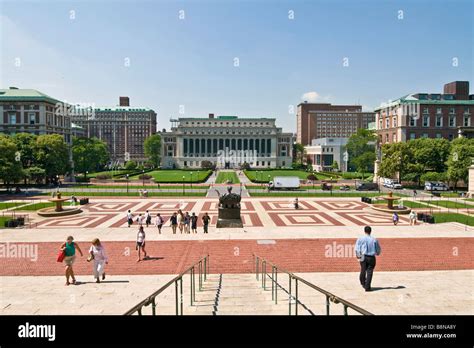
[1,237,472,276]
[1,271,472,315]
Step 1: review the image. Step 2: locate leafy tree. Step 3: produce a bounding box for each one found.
[407,138,450,173]
[293,143,306,165]
[331,161,339,172]
[378,142,411,181]
[446,138,474,188]
[34,134,70,181]
[72,137,109,177]
[0,135,24,187]
[13,133,37,168]
[345,129,376,173]
[420,172,448,183]
[125,160,137,170]
[144,134,161,167]
[25,166,46,184]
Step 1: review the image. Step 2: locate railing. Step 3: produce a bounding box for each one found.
[124,254,210,315]
[254,254,372,316]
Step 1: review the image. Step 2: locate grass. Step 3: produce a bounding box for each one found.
[245,170,316,182]
[216,172,240,184]
[432,213,474,226]
[440,192,466,198]
[36,191,207,197]
[72,184,209,190]
[400,200,430,208]
[0,202,27,210]
[130,170,212,183]
[0,216,12,227]
[425,200,471,209]
[13,201,74,211]
[77,169,134,179]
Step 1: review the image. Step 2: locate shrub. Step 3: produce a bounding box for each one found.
[307,174,317,181]
[95,174,112,180]
[138,174,152,180]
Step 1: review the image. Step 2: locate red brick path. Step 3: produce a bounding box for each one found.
[1,238,472,276]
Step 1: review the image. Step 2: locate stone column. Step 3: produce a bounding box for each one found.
[469,164,474,197]
[373,160,380,184]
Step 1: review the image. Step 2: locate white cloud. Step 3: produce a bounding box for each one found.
[301,91,320,102]
[301,91,332,103]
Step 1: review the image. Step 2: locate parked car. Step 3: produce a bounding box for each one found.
[339,184,350,191]
[387,181,403,189]
[424,181,448,191]
[356,182,379,191]
[268,176,300,190]
[321,182,333,191]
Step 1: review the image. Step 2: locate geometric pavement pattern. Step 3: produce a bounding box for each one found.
[30,199,410,229]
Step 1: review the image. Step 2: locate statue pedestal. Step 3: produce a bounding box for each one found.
[216,207,243,228]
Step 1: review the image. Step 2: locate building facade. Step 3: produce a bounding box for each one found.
[305,137,348,172]
[296,102,374,145]
[375,81,474,144]
[71,97,157,165]
[0,87,72,143]
[159,114,293,169]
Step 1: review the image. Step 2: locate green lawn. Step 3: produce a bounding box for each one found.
[130,170,212,183]
[425,200,472,209]
[77,169,134,179]
[14,201,74,211]
[216,172,240,184]
[72,184,209,190]
[0,216,12,228]
[37,191,207,197]
[440,192,466,198]
[432,213,474,226]
[400,200,430,208]
[0,202,27,210]
[244,170,312,182]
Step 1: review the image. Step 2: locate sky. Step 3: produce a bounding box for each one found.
[0,0,472,133]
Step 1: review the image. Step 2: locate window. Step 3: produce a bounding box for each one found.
[393,116,397,127]
[449,108,455,114]
[9,112,16,124]
[464,116,471,127]
[392,134,396,142]
[423,115,429,127]
[449,115,456,127]
[410,133,416,140]
[409,116,416,127]
[422,133,428,138]
[385,118,390,128]
[436,133,442,138]
[29,112,35,125]
[436,108,442,114]
[423,108,429,114]
[435,115,442,127]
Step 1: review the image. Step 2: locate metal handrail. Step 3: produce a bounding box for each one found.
[254,254,372,316]
[124,254,210,315]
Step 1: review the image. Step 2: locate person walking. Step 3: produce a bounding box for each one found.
[127,210,133,228]
[355,226,381,292]
[136,213,144,226]
[191,212,198,234]
[184,212,191,234]
[170,212,178,234]
[202,212,210,234]
[413,189,417,198]
[60,236,83,286]
[145,210,152,227]
[177,210,184,233]
[88,238,108,283]
[155,213,164,234]
[136,226,148,262]
[392,212,399,226]
[409,210,417,225]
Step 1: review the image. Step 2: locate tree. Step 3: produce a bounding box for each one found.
[25,166,46,184]
[0,135,24,187]
[331,161,339,172]
[293,143,306,165]
[377,142,411,181]
[144,134,161,168]
[446,138,474,189]
[13,133,37,168]
[34,134,70,181]
[125,160,137,170]
[345,129,376,173]
[72,137,109,177]
[408,138,450,173]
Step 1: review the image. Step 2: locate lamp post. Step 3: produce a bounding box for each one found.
[86,171,89,189]
[142,169,145,187]
[56,175,59,188]
[126,174,129,194]
[182,176,185,195]
[190,172,193,189]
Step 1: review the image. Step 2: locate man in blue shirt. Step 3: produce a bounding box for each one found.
[354,226,381,292]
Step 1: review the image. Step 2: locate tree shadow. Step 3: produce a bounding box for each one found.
[142,256,164,261]
[73,280,130,285]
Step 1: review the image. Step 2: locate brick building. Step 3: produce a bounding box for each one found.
[375,81,474,144]
[71,97,157,165]
[0,87,72,143]
[296,102,374,146]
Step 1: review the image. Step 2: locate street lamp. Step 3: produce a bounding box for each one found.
[126,174,129,194]
[190,172,193,189]
[142,169,145,187]
[86,171,89,189]
[182,176,185,195]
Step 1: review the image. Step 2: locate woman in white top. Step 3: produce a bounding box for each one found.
[177,209,184,233]
[88,238,108,283]
[155,213,164,234]
[136,226,148,262]
[409,210,417,225]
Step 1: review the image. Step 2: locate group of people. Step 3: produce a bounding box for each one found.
[59,236,108,285]
[126,209,211,234]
